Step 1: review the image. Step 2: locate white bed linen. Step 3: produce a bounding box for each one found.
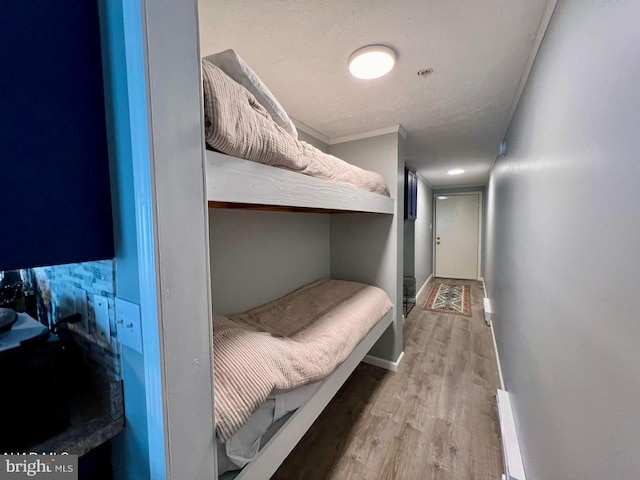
[202,61,390,197]
[204,49,298,139]
[217,381,321,475]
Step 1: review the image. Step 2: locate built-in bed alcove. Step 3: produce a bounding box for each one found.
[196,11,406,475]
[206,128,404,479]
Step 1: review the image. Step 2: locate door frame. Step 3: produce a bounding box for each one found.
[432,191,483,281]
[104,0,217,478]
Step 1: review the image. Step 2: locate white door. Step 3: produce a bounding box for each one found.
[435,194,480,279]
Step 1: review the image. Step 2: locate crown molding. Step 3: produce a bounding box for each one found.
[291,120,408,146]
[329,124,407,145]
[291,118,330,144]
[488,0,557,178]
[415,172,434,188]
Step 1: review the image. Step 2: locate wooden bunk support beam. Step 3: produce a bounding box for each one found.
[206,151,394,215]
[233,309,394,480]
[209,201,357,214]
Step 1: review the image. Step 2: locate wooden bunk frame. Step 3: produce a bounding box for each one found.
[228,309,393,480]
[207,149,399,479]
[206,151,395,214]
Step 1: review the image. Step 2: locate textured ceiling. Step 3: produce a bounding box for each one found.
[199,0,552,187]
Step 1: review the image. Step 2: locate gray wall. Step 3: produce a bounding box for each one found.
[403,220,415,277]
[297,129,329,153]
[209,209,330,313]
[414,176,433,291]
[484,2,640,479]
[403,175,433,292]
[329,132,404,362]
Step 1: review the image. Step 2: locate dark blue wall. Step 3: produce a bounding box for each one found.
[1,0,113,270]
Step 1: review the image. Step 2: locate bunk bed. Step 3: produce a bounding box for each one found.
[214,279,393,478]
[202,57,393,214]
[202,51,401,479]
[206,152,394,214]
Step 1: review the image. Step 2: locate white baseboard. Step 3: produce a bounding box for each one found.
[363,351,405,372]
[416,274,434,301]
[483,297,492,325]
[490,321,505,390]
[497,389,526,480]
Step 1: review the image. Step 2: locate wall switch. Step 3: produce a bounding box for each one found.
[115,298,142,353]
[73,288,88,331]
[94,294,111,344]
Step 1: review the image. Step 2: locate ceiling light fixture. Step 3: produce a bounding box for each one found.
[438,196,448,200]
[348,45,396,80]
[447,169,465,175]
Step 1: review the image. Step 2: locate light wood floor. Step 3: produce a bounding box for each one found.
[272,279,503,480]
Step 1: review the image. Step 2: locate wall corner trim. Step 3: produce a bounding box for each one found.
[328,124,407,145]
[415,172,434,188]
[291,118,331,144]
[497,389,527,480]
[488,0,558,178]
[416,274,434,301]
[292,120,407,145]
[363,351,405,372]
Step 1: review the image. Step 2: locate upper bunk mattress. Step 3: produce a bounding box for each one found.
[213,278,392,442]
[202,60,390,197]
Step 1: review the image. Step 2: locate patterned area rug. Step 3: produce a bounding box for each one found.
[425,283,471,316]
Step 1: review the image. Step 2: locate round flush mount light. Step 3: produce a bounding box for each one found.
[447,169,465,175]
[438,196,448,200]
[349,45,396,79]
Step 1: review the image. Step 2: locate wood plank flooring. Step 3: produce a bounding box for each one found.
[272,279,503,480]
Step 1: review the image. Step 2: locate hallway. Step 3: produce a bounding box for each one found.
[273,279,502,479]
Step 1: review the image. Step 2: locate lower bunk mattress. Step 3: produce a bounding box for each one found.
[213,278,392,450]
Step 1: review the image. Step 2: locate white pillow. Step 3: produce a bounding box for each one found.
[203,49,298,139]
